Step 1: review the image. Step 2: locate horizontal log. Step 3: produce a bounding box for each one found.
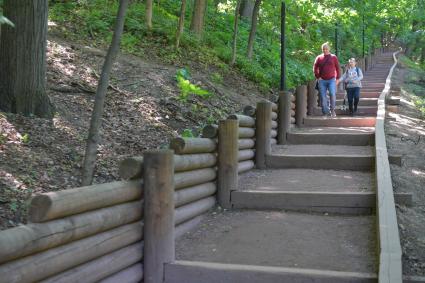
[119,154,217,179]
[291,109,295,116]
[170,137,216,154]
[271,102,278,112]
[291,95,296,102]
[291,102,296,110]
[271,111,278,120]
[238,139,255,150]
[238,149,255,161]
[175,168,217,190]
[0,201,142,264]
[201,124,218,139]
[243,105,256,117]
[228,114,255,127]
[238,160,255,173]
[270,130,277,138]
[271,138,277,145]
[0,222,143,283]
[41,242,143,283]
[239,127,255,138]
[175,197,216,225]
[271,120,277,129]
[291,117,295,124]
[175,182,216,208]
[29,181,141,223]
[269,94,279,103]
[99,263,143,283]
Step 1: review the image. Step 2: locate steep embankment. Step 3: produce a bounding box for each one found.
[0,35,268,230]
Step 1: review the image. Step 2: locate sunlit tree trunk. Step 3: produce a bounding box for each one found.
[190,0,207,37]
[246,0,261,59]
[145,0,153,29]
[82,0,130,186]
[231,0,241,65]
[175,0,187,48]
[0,0,53,118]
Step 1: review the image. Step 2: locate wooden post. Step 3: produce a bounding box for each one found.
[278,90,292,144]
[307,81,317,116]
[255,101,272,169]
[295,85,307,127]
[217,119,238,209]
[143,150,175,283]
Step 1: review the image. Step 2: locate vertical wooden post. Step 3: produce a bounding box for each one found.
[143,150,175,283]
[278,90,292,144]
[307,81,317,116]
[295,85,307,127]
[218,119,238,209]
[256,101,272,169]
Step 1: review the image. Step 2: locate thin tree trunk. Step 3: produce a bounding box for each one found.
[190,0,207,37]
[239,0,254,19]
[231,0,241,65]
[0,0,53,118]
[82,0,130,186]
[246,0,261,59]
[175,0,187,48]
[146,0,153,29]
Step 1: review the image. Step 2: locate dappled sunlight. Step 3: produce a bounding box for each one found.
[0,170,29,191]
[412,169,425,178]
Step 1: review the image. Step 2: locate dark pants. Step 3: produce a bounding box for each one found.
[346,87,360,113]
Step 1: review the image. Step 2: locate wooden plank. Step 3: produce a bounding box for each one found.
[164,261,377,283]
[295,85,307,127]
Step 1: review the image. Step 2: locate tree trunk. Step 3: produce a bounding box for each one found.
[246,0,261,59]
[145,0,153,29]
[82,0,130,186]
[175,0,187,48]
[239,0,254,19]
[190,0,207,37]
[0,0,53,118]
[231,0,241,65]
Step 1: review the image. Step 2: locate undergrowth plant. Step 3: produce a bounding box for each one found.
[175,68,211,101]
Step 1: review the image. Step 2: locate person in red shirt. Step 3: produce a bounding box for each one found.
[313,42,341,117]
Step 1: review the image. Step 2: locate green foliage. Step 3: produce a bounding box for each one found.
[21,133,29,144]
[175,68,211,101]
[48,0,422,91]
[181,129,195,138]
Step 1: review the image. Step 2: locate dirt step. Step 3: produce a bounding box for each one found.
[303,116,376,127]
[266,144,375,171]
[287,127,375,145]
[336,98,378,106]
[175,210,377,274]
[312,106,377,116]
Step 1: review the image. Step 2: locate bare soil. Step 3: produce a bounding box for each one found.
[386,63,425,276]
[0,35,267,230]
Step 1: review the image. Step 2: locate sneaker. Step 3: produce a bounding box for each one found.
[331,110,336,118]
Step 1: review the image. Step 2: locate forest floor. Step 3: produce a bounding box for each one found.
[0,35,424,276]
[0,34,267,230]
[387,62,425,276]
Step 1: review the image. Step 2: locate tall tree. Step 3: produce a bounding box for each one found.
[246,0,261,59]
[190,0,207,37]
[231,0,242,65]
[82,0,130,186]
[239,0,254,19]
[175,0,187,48]
[0,0,53,118]
[145,0,153,29]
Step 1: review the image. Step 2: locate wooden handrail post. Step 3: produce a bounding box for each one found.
[278,90,292,144]
[307,81,317,116]
[143,149,175,283]
[218,119,238,209]
[295,85,307,127]
[256,101,272,169]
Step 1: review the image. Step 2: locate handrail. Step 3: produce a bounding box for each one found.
[375,49,402,283]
